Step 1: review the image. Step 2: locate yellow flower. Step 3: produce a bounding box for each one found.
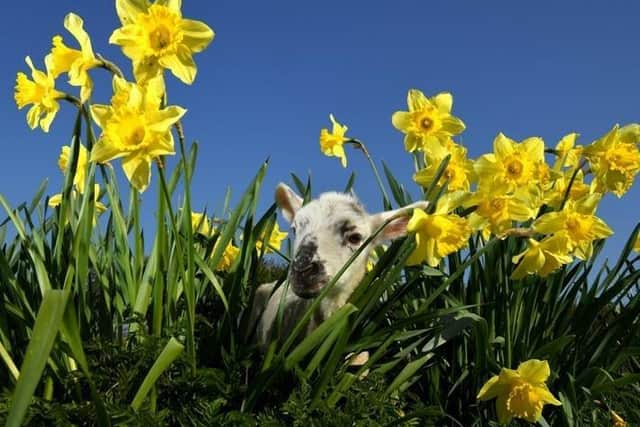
[47,13,100,103]
[465,185,537,239]
[89,75,186,192]
[553,132,583,170]
[406,202,471,267]
[48,184,107,226]
[414,140,474,192]
[215,241,240,272]
[511,234,573,279]
[58,144,89,194]
[319,114,349,167]
[256,222,288,255]
[543,169,591,209]
[583,124,640,197]
[475,133,546,193]
[611,410,628,427]
[392,89,465,152]
[110,0,215,84]
[533,194,613,260]
[191,212,213,236]
[14,56,65,132]
[477,359,562,424]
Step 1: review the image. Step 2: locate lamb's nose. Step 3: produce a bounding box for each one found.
[293,259,321,276]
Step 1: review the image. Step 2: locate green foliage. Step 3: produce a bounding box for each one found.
[0,106,638,426]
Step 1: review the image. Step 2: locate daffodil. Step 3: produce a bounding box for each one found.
[256,222,288,255]
[611,410,628,427]
[533,194,613,260]
[475,133,546,193]
[464,185,537,239]
[511,234,573,279]
[215,241,240,272]
[110,0,215,84]
[543,168,591,209]
[319,114,349,167]
[477,359,562,424]
[191,212,213,236]
[49,184,107,226]
[90,75,186,192]
[14,56,65,132]
[406,200,471,267]
[58,144,89,194]
[48,13,101,103]
[583,124,640,197]
[392,89,465,152]
[414,140,474,192]
[553,133,583,170]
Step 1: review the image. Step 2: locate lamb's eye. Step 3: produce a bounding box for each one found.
[347,233,363,245]
[290,226,297,236]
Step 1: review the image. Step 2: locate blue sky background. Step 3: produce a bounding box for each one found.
[2,1,639,261]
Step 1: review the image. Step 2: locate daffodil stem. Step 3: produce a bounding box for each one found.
[61,94,81,108]
[347,139,392,209]
[559,159,588,211]
[96,54,125,78]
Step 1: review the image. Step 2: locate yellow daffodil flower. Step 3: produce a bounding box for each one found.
[406,199,471,267]
[477,359,561,424]
[89,75,186,192]
[392,89,465,152]
[191,212,213,237]
[543,169,591,209]
[553,132,583,170]
[475,133,547,193]
[414,140,474,192]
[48,184,107,226]
[110,0,215,84]
[533,194,613,260]
[48,13,101,103]
[465,185,537,239]
[611,410,628,427]
[583,124,640,197]
[256,222,288,255]
[511,234,573,279]
[216,241,240,272]
[14,56,65,132]
[319,114,349,167]
[58,144,89,194]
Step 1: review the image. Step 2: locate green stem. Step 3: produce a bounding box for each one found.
[347,139,391,209]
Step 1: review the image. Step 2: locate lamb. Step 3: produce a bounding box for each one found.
[251,183,428,347]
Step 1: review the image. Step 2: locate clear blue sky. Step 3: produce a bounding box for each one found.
[3,1,639,261]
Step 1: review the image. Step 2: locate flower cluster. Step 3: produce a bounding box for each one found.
[14,0,214,192]
[317,88,639,279]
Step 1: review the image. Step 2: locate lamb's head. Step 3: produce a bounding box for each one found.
[275,183,428,299]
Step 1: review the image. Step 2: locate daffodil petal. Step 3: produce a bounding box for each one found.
[180,18,215,53]
[122,154,151,192]
[517,359,550,384]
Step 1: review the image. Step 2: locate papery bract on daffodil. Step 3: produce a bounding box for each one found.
[406,199,471,267]
[110,0,215,84]
[414,140,474,192]
[392,89,465,152]
[475,133,546,193]
[58,144,89,194]
[48,184,107,226]
[465,185,537,239]
[477,359,561,424]
[191,212,213,237]
[511,234,573,279]
[48,13,101,103]
[90,75,186,192]
[14,56,65,132]
[533,194,613,260]
[256,222,288,255]
[633,233,640,253]
[319,114,349,167]
[583,124,640,197]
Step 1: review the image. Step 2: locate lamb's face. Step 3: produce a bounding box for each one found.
[275,183,428,300]
[288,193,373,298]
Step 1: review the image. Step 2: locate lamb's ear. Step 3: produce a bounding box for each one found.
[275,183,303,223]
[369,201,429,243]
